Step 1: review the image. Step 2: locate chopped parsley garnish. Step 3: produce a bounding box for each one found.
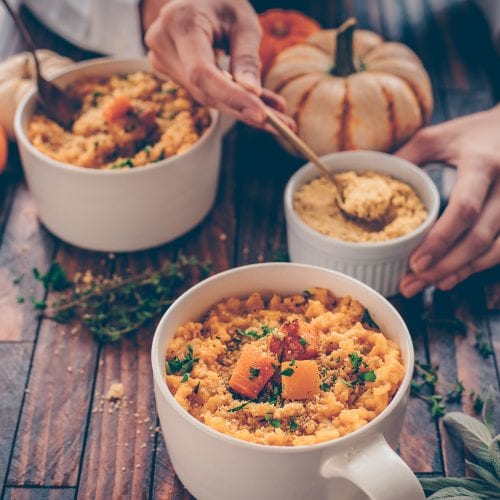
[228,401,250,412]
[349,352,363,373]
[359,371,376,382]
[362,308,380,330]
[143,145,152,157]
[181,373,189,383]
[302,290,313,299]
[17,296,25,304]
[341,379,354,388]
[111,158,134,169]
[236,325,273,340]
[269,383,281,405]
[289,358,296,366]
[166,345,199,377]
[194,381,200,394]
[165,87,178,95]
[264,414,280,428]
[248,367,260,380]
[281,367,295,377]
[30,296,47,310]
[320,382,331,391]
[289,418,298,431]
[155,149,166,162]
[299,337,307,346]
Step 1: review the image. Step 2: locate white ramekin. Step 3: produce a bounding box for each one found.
[152,263,424,500]
[14,57,233,252]
[284,151,440,297]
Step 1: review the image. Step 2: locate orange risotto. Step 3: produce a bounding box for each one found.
[27,71,211,169]
[165,288,405,446]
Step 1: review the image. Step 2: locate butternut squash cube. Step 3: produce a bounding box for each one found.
[229,344,277,399]
[281,360,320,400]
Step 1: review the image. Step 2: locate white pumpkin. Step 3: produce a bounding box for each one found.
[264,19,433,155]
[0,49,73,139]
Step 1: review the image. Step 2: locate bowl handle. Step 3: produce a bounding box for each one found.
[321,432,425,500]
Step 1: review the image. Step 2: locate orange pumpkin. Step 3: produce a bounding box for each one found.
[259,9,320,76]
[0,124,7,174]
[264,18,433,155]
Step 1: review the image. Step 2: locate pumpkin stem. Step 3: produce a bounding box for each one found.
[333,17,357,77]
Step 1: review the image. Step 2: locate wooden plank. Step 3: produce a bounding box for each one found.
[0,184,56,342]
[233,127,301,266]
[0,343,32,487]
[4,487,75,500]
[391,295,443,473]
[7,244,109,486]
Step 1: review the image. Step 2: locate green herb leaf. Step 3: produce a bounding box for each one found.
[33,262,71,291]
[349,352,363,373]
[443,412,493,465]
[248,367,260,381]
[264,414,280,428]
[181,373,189,383]
[12,275,23,285]
[481,388,496,436]
[419,477,493,495]
[489,435,500,478]
[228,401,250,413]
[299,337,307,346]
[362,308,380,330]
[281,367,294,377]
[17,296,25,304]
[236,326,272,340]
[289,418,298,431]
[427,486,491,498]
[194,381,200,394]
[359,371,376,383]
[167,345,199,377]
[445,380,465,403]
[289,358,296,366]
[30,296,47,310]
[340,379,353,388]
[465,460,500,490]
[320,383,331,391]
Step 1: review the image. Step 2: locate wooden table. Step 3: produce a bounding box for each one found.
[1,1,499,498]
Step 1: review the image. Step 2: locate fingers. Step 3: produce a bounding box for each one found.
[400,177,499,297]
[408,158,491,273]
[437,237,500,290]
[230,13,263,94]
[395,126,447,166]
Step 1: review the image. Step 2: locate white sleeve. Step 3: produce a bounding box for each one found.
[22,0,145,56]
[475,0,500,51]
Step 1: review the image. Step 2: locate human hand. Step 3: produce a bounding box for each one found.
[143,0,295,130]
[396,105,500,297]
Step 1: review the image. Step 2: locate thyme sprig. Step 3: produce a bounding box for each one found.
[36,255,210,342]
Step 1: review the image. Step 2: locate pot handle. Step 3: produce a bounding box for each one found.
[321,432,425,500]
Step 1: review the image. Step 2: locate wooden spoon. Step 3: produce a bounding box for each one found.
[1,0,80,129]
[265,107,391,225]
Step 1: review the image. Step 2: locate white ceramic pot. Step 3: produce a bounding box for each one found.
[284,151,440,297]
[14,57,233,252]
[152,263,425,500]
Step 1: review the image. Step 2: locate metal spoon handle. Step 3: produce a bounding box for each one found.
[265,107,337,185]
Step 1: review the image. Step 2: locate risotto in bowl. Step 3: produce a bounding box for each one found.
[15,57,233,252]
[152,263,424,500]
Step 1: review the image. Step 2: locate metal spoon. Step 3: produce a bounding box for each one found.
[1,0,80,128]
[265,107,391,225]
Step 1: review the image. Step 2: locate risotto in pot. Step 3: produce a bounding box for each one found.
[27,71,211,169]
[165,287,405,446]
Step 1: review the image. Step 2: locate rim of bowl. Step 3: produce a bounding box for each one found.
[284,150,440,250]
[14,56,221,177]
[151,262,414,454]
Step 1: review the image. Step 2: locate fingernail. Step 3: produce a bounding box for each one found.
[438,274,458,290]
[242,107,265,123]
[402,279,426,297]
[237,72,262,94]
[411,254,433,273]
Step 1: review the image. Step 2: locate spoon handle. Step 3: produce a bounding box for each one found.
[265,107,336,185]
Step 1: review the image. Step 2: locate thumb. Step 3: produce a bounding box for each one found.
[230,18,263,95]
[395,127,446,166]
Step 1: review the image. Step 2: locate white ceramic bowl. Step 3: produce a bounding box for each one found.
[152,263,424,500]
[284,151,440,297]
[14,57,233,252]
